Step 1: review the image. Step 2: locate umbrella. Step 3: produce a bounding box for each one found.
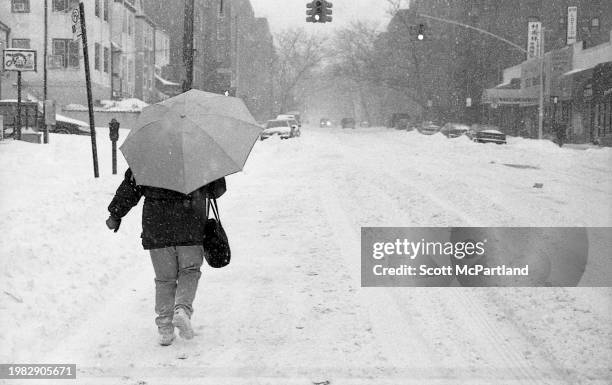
[120,89,262,194]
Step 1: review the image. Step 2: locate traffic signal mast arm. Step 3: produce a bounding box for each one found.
[416,13,526,53]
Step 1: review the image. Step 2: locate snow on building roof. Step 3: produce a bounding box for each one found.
[63,98,149,112]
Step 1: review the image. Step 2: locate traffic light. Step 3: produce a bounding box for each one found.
[306,1,332,23]
[322,1,332,23]
[416,23,426,40]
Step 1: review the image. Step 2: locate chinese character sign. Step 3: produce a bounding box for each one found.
[527,21,542,59]
[567,7,578,45]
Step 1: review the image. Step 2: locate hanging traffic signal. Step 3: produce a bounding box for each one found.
[306,1,332,23]
[417,23,426,40]
[322,1,332,23]
[306,1,320,23]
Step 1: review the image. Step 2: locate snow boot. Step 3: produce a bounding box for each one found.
[158,327,175,346]
[172,308,194,340]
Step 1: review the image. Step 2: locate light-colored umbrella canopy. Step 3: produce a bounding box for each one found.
[120,90,262,194]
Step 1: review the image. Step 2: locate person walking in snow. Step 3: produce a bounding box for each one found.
[105,168,211,346]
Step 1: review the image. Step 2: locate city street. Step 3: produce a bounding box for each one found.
[1,126,611,384]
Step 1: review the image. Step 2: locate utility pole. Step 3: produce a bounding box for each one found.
[182,0,195,92]
[79,2,100,178]
[537,28,546,140]
[43,0,49,144]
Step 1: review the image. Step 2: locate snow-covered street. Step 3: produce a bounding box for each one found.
[1,126,611,384]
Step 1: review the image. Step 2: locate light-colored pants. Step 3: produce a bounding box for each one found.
[149,245,204,331]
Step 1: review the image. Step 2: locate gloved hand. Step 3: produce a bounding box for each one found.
[106,216,121,232]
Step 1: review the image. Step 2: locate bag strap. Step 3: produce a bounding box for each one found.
[207,198,221,224]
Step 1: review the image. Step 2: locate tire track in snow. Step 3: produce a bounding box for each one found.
[313,130,570,384]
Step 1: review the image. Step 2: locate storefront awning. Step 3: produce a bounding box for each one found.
[482,88,538,106]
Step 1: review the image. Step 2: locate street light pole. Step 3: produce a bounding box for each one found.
[537,27,545,140]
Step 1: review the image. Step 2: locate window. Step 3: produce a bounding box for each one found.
[591,17,600,31]
[128,59,134,83]
[217,23,225,40]
[216,46,224,62]
[52,0,69,12]
[12,39,30,48]
[95,0,100,17]
[11,0,30,12]
[103,0,109,21]
[128,14,134,35]
[52,39,79,68]
[103,47,109,73]
[94,43,100,70]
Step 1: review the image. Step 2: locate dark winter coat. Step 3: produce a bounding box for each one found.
[108,169,209,250]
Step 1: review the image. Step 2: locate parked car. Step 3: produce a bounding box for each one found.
[468,124,507,144]
[276,113,301,129]
[418,121,441,135]
[388,113,415,130]
[440,123,470,138]
[360,120,371,127]
[320,118,332,128]
[341,117,356,129]
[287,118,301,137]
[284,111,302,124]
[260,119,296,140]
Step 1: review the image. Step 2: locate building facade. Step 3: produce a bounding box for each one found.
[144,0,276,119]
[0,19,10,100]
[1,0,112,105]
[134,0,156,102]
[1,0,170,107]
[406,0,612,124]
[110,0,137,99]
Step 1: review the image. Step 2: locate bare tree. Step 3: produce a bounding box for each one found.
[274,28,327,113]
[331,21,381,123]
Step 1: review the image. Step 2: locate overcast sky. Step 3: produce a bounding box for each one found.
[249,0,398,35]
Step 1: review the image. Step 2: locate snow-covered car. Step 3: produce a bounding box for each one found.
[418,121,441,135]
[276,113,302,129]
[468,124,507,144]
[440,123,470,138]
[286,119,301,137]
[260,119,295,140]
[51,114,91,135]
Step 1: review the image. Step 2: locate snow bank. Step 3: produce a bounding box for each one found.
[64,98,149,113]
[0,128,137,362]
